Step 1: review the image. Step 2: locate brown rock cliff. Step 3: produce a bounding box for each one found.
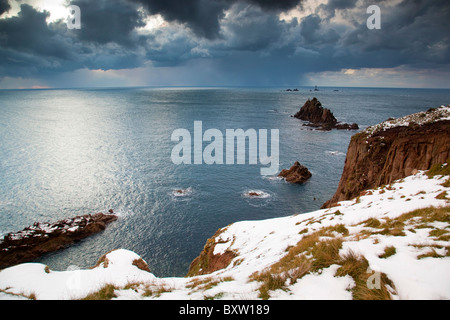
[322,106,450,208]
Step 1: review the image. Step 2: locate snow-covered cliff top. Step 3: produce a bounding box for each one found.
[1,170,449,300]
[362,105,450,138]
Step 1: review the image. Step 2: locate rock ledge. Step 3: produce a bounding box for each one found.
[0,212,117,269]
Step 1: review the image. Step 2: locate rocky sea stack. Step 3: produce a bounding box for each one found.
[294,98,358,130]
[0,212,117,269]
[278,161,312,184]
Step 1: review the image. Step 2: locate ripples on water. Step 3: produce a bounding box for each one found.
[1,87,449,276]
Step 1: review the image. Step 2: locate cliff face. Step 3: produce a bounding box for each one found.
[187,228,237,277]
[322,106,450,208]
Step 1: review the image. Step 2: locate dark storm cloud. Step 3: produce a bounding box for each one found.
[219,3,291,51]
[132,0,302,39]
[244,0,302,11]
[0,0,10,15]
[317,0,358,20]
[0,4,73,60]
[70,0,145,46]
[0,0,449,85]
[131,0,225,39]
[0,3,144,77]
[342,0,450,67]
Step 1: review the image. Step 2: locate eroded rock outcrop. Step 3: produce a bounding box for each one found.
[294,98,358,130]
[0,212,117,269]
[187,228,237,277]
[278,161,312,184]
[322,105,450,208]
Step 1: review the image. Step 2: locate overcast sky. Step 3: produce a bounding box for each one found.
[0,0,449,89]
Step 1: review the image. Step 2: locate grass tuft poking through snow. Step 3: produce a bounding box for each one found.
[0,170,449,300]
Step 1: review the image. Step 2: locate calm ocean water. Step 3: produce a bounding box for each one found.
[1,86,449,276]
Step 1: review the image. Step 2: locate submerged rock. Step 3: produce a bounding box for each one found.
[278,161,312,184]
[0,212,117,269]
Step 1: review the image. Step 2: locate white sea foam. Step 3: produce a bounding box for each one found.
[262,175,283,182]
[113,208,135,219]
[325,150,346,156]
[171,187,194,198]
[243,190,271,199]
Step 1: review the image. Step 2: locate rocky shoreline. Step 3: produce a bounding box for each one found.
[0,212,117,269]
[0,105,449,300]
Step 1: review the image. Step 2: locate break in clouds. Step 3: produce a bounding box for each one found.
[0,0,449,85]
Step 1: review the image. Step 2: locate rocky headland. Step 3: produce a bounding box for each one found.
[0,212,117,269]
[1,105,449,300]
[294,97,359,130]
[322,105,450,208]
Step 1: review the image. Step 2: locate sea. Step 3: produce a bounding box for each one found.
[0,86,449,277]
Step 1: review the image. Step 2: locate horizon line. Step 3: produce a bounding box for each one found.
[2,84,450,91]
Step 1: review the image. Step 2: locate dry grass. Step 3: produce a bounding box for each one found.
[250,225,349,299]
[336,250,395,300]
[250,205,450,300]
[442,178,450,188]
[187,276,234,294]
[427,161,450,178]
[379,246,397,259]
[81,284,118,300]
[436,191,448,200]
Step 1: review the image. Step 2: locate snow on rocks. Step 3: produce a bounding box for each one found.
[0,171,449,300]
[0,213,118,269]
[362,105,450,138]
[0,249,154,300]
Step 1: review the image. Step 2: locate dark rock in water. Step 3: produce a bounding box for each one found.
[278,161,312,184]
[294,98,358,131]
[0,213,117,269]
[294,98,337,126]
[335,123,359,130]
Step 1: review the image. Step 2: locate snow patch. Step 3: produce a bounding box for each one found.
[363,105,450,138]
[1,171,449,300]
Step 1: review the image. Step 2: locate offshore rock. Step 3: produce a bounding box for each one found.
[278,161,312,184]
[0,213,117,269]
[294,98,358,130]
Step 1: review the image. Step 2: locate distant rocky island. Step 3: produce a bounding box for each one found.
[294,97,359,130]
